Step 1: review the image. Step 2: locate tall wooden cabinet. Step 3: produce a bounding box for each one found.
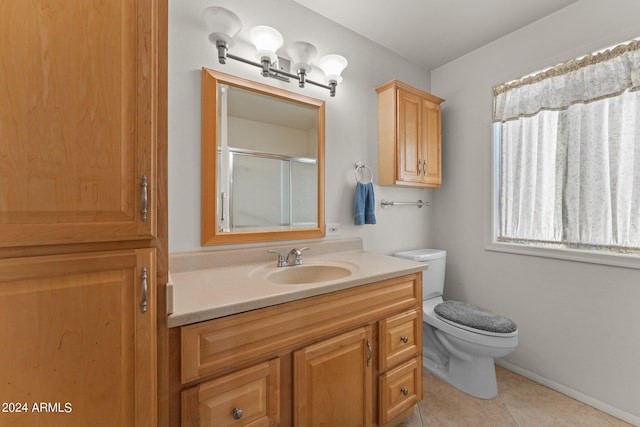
[0,1,167,426]
[377,80,444,188]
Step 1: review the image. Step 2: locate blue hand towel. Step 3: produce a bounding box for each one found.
[354,182,376,225]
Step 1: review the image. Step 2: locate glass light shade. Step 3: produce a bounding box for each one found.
[250,25,284,64]
[319,54,348,84]
[286,41,317,73]
[202,6,242,46]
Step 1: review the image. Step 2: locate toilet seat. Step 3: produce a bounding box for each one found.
[423,298,518,349]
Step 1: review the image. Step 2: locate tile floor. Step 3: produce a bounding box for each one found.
[398,366,634,427]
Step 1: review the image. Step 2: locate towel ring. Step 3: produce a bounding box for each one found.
[354,161,373,184]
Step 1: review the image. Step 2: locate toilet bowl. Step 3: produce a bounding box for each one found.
[395,249,518,399]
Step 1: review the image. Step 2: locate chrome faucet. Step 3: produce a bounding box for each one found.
[286,247,310,266]
[267,247,310,267]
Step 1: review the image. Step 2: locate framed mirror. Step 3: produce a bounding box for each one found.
[201,68,325,245]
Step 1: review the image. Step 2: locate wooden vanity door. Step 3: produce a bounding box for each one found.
[293,327,373,427]
[0,0,157,246]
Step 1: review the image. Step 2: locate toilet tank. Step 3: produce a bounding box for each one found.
[394,249,447,300]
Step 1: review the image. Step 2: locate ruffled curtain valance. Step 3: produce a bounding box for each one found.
[493,39,640,122]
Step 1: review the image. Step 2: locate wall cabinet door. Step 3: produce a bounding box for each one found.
[293,327,373,427]
[421,97,442,186]
[0,0,157,246]
[0,249,157,427]
[398,89,425,184]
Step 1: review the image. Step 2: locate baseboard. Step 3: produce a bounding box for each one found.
[496,360,640,427]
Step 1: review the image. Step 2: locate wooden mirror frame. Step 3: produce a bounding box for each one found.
[201,68,325,245]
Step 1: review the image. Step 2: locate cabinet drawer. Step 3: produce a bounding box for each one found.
[378,309,420,371]
[181,359,280,427]
[378,358,421,425]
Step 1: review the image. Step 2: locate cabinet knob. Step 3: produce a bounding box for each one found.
[400,336,409,344]
[232,407,243,420]
[401,387,409,396]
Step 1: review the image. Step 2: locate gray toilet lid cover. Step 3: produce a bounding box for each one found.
[434,300,518,334]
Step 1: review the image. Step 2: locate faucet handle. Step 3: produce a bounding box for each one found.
[267,249,287,267]
[289,247,310,265]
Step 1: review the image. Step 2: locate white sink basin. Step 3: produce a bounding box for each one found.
[266,264,353,284]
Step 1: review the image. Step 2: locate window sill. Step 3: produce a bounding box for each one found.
[485,240,640,270]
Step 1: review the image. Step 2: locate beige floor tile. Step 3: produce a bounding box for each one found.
[412,365,636,427]
[419,370,517,427]
[395,405,422,427]
[496,365,535,384]
[497,378,613,427]
[598,411,635,427]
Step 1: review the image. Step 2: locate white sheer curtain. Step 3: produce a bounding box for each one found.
[494,39,640,251]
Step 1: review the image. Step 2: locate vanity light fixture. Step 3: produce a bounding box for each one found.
[202,6,348,96]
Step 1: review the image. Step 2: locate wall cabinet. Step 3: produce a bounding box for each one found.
[0,249,157,427]
[377,80,444,188]
[0,0,166,426]
[170,274,422,427]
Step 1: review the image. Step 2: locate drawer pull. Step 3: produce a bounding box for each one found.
[400,336,409,344]
[232,407,243,420]
[401,387,409,396]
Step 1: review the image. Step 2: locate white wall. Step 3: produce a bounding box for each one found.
[169,0,434,255]
[430,0,640,423]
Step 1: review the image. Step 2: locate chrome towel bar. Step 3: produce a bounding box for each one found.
[380,199,429,208]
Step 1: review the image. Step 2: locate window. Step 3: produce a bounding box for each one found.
[492,39,640,259]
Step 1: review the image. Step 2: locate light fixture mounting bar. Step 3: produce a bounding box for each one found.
[224,52,336,96]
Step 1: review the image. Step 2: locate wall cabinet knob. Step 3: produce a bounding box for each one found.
[400,336,409,344]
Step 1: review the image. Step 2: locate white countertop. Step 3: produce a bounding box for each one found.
[167,241,426,327]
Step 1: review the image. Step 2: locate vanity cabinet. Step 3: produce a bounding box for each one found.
[170,273,423,427]
[377,80,444,188]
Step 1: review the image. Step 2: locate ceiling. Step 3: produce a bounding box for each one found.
[292,0,579,70]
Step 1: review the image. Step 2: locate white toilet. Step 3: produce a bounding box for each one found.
[395,249,518,399]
